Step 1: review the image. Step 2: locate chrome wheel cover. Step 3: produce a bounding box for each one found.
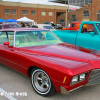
[32,69,51,94]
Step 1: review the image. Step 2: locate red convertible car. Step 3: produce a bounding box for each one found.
[0,28,100,97]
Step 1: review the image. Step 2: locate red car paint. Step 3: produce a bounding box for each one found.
[0,23,21,29]
[63,22,81,31]
[0,28,100,94]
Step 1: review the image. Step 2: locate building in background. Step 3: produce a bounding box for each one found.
[68,0,92,7]
[2,0,100,26]
[49,0,92,8]
[49,0,100,24]
[0,1,66,25]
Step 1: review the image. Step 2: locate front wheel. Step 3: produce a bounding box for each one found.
[31,68,56,96]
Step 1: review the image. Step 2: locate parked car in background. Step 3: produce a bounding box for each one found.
[45,22,51,25]
[52,21,100,50]
[36,24,54,30]
[0,23,21,29]
[31,25,38,28]
[62,22,81,31]
[56,24,63,30]
[1,28,100,97]
[51,23,63,30]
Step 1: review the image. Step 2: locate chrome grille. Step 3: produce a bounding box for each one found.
[86,69,100,86]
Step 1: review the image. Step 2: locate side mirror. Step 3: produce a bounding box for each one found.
[3,42,9,46]
[90,32,95,36]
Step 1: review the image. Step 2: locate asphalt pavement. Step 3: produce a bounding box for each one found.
[0,64,100,100]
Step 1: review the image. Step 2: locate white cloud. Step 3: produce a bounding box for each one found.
[3,0,80,9]
[25,0,49,3]
[3,0,66,5]
[3,0,67,6]
[3,0,52,3]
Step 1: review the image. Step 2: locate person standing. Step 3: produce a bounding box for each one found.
[21,22,26,27]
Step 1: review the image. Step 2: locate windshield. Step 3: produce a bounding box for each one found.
[43,26,53,29]
[71,24,75,27]
[96,23,100,32]
[15,30,62,47]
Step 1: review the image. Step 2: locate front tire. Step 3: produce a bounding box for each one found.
[31,68,56,97]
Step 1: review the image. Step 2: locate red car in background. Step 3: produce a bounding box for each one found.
[1,28,100,97]
[0,23,21,29]
[63,22,81,31]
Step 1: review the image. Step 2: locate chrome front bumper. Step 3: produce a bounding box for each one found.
[60,85,83,95]
[60,69,100,95]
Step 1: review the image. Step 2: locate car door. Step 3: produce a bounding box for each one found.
[0,31,19,71]
[76,24,99,50]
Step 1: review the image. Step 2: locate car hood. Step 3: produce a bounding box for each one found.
[19,43,100,62]
[18,43,100,75]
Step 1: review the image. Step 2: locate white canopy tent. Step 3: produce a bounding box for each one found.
[17,17,34,22]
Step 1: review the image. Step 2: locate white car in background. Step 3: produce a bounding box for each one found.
[36,24,54,30]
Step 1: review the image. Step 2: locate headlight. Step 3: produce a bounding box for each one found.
[70,72,88,85]
[71,76,79,85]
[80,73,86,81]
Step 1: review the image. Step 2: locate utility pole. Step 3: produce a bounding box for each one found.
[68,0,69,12]
[65,0,69,27]
[65,0,67,27]
[67,0,69,27]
